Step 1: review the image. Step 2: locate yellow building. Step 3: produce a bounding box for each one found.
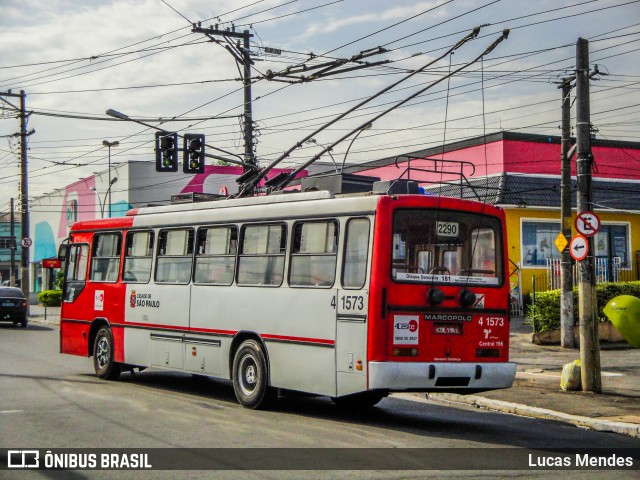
[347,132,640,296]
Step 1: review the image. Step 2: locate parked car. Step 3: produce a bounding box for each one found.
[0,287,28,328]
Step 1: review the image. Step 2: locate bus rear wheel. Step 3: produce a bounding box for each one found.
[93,327,121,380]
[232,339,276,409]
[331,391,387,408]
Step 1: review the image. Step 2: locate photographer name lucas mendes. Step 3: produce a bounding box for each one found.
[528,453,634,468]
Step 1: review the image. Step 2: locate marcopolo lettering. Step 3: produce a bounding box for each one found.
[424,314,472,322]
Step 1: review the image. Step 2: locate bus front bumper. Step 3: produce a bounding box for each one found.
[368,361,516,392]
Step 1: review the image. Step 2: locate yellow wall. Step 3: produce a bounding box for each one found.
[504,207,640,295]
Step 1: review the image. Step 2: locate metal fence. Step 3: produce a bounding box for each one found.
[544,256,633,291]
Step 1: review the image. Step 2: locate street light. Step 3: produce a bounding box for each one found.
[341,122,372,173]
[90,177,118,218]
[305,138,338,173]
[102,139,119,217]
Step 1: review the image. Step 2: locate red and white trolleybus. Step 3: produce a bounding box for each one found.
[59,187,515,409]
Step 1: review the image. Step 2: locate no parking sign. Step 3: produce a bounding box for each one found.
[575,211,600,238]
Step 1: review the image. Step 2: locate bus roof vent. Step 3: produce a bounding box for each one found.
[170,192,224,205]
[301,173,380,195]
[373,179,420,195]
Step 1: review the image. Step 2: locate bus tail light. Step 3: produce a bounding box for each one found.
[392,347,418,357]
[355,360,363,371]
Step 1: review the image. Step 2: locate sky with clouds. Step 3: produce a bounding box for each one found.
[1,0,639,207]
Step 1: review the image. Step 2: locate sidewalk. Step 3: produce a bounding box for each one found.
[29,309,640,437]
[413,317,640,437]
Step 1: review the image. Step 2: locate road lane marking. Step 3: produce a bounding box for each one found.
[0,410,24,414]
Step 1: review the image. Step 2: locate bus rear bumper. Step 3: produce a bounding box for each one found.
[368,361,516,392]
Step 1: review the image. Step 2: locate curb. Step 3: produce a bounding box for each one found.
[29,316,60,326]
[394,392,640,438]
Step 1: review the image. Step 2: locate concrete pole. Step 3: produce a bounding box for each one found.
[575,37,602,393]
[19,90,30,311]
[243,30,255,171]
[10,197,16,287]
[560,80,575,348]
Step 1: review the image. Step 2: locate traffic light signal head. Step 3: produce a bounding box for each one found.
[155,132,178,172]
[183,133,205,174]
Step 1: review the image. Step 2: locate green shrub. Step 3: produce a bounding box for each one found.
[526,281,640,333]
[55,271,64,290]
[38,290,63,307]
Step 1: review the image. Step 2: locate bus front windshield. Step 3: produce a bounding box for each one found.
[391,209,503,286]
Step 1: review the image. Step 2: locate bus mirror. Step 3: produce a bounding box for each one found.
[58,244,68,262]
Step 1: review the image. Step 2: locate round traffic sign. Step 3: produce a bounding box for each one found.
[570,235,588,261]
[575,211,600,237]
[21,237,32,248]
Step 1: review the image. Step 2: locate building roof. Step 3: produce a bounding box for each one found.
[425,173,640,212]
[343,131,640,175]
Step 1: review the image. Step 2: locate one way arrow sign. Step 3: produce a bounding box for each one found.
[570,235,589,261]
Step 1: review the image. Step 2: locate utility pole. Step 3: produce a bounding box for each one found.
[191,24,256,172]
[575,38,601,393]
[10,197,16,287]
[242,31,255,171]
[559,78,575,348]
[19,90,30,310]
[1,90,32,302]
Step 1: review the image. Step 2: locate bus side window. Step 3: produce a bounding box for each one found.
[194,226,237,285]
[123,231,154,283]
[237,224,286,286]
[90,233,122,282]
[289,220,338,287]
[342,218,370,289]
[155,229,194,284]
[64,244,89,302]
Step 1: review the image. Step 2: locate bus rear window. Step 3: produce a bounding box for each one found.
[391,209,502,286]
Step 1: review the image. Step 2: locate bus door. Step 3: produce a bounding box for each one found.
[336,289,369,395]
[335,217,371,396]
[127,228,193,370]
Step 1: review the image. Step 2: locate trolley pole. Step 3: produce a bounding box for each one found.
[575,38,601,393]
[559,78,575,348]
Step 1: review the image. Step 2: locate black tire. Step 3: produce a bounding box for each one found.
[232,339,276,409]
[93,327,121,380]
[14,317,27,328]
[331,391,387,409]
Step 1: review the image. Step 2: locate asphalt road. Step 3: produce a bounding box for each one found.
[1,323,639,479]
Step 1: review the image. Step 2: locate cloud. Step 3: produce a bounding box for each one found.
[301,1,449,38]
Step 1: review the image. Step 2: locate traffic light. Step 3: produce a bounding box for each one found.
[155,132,178,172]
[183,134,206,174]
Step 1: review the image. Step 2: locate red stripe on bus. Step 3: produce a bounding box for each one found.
[261,333,334,346]
[118,322,333,346]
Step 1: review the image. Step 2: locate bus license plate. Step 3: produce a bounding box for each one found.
[433,323,462,335]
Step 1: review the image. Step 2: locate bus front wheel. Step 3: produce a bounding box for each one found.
[232,339,276,409]
[93,327,121,380]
